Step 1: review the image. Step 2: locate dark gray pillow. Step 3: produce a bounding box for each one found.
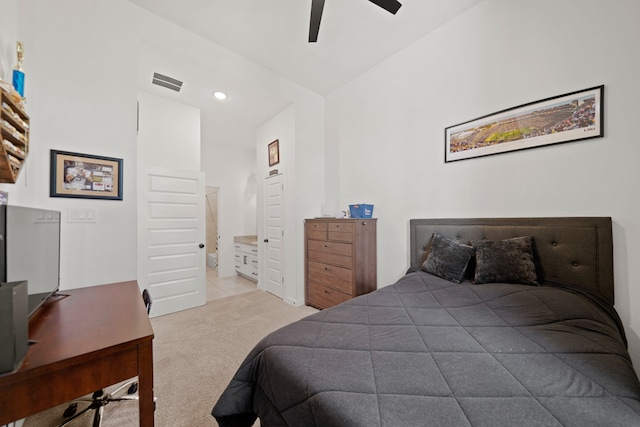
[422,233,475,283]
[406,236,434,274]
[471,236,539,285]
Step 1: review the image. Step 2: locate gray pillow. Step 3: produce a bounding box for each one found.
[406,236,434,274]
[471,236,539,285]
[422,233,475,283]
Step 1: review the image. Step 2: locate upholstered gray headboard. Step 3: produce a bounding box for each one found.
[409,217,614,305]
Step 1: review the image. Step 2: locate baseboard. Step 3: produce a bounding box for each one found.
[284,296,303,306]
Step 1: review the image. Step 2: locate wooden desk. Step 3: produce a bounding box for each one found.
[0,281,155,426]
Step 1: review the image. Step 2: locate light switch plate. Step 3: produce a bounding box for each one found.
[67,208,97,223]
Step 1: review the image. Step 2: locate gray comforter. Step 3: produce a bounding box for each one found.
[212,271,640,426]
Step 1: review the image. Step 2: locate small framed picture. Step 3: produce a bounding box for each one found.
[268,139,280,167]
[50,150,123,200]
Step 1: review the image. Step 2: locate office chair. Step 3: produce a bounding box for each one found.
[58,289,155,427]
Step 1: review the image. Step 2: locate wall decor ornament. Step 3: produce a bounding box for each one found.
[445,85,604,163]
[12,42,25,98]
[50,150,123,200]
[268,139,280,167]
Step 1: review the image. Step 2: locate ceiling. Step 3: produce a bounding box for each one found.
[130,0,482,147]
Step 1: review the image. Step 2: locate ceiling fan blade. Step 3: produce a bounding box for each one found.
[368,0,402,14]
[309,0,325,42]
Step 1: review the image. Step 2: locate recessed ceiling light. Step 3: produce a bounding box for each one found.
[213,91,227,100]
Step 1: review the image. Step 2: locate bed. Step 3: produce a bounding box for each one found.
[212,217,640,426]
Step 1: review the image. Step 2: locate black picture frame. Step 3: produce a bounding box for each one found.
[50,150,123,200]
[268,139,280,167]
[445,85,604,162]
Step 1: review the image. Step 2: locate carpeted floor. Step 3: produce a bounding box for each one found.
[23,290,318,427]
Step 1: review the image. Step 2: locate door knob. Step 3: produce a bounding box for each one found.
[199,243,205,249]
[264,239,269,243]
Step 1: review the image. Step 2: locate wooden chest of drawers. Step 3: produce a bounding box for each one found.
[304,218,377,309]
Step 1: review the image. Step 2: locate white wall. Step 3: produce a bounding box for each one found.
[0,0,18,84]
[327,0,640,366]
[292,98,326,304]
[1,0,140,289]
[137,91,200,169]
[1,0,325,291]
[256,96,325,306]
[132,1,325,284]
[256,105,295,301]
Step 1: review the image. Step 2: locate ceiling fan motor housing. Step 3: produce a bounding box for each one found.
[309,0,402,42]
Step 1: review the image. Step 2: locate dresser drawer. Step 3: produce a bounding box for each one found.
[251,258,258,276]
[307,239,352,256]
[308,248,353,269]
[305,221,327,240]
[307,261,353,294]
[308,282,351,308]
[327,222,353,242]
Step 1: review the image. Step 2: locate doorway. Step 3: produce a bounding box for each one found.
[138,167,207,317]
[205,186,256,301]
[205,186,219,271]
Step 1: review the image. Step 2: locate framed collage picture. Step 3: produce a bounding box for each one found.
[50,150,123,200]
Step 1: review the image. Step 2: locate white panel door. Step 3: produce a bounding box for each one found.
[264,174,284,298]
[138,167,206,317]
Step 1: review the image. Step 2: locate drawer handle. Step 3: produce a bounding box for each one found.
[324,267,332,272]
[324,289,331,294]
[324,244,331,248]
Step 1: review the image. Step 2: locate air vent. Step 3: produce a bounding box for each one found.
[152,72,183,92]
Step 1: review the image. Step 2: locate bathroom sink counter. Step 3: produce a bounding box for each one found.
[234,235,258,246]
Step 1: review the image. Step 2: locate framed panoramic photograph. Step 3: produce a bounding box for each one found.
[50,150,123,200]
[445,85,604,162]
[268,139,280,167]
